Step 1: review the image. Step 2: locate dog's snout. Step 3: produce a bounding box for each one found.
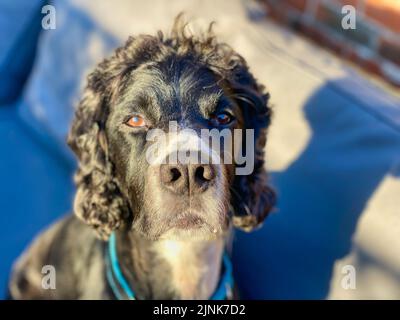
[160,163,216,194]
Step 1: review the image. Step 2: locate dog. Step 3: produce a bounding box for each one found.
[9,17,275,300]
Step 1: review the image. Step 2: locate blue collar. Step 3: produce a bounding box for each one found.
[106,232,234,300]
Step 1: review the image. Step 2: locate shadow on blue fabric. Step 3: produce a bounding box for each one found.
[232,80,400,299]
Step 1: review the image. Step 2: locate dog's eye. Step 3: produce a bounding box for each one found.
[211,112,234,126]
[126,115,146,127]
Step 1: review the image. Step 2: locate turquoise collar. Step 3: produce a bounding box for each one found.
[106,232,233,300]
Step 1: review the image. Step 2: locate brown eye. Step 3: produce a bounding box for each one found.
[211,112,234,126]
[126,115,146,127]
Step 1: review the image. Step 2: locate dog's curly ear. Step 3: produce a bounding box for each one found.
[67,68,131,240]
[67,35,168,239]
[229,65,276,232]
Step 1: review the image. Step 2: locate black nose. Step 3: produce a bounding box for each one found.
[160,163,216,194]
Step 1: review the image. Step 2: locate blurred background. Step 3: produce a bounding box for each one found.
[0,0,399,299]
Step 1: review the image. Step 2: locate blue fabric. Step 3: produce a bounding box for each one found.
[0,104,74,297]
[0,0,44,104]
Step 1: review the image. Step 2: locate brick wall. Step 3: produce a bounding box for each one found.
[262,0,400,87]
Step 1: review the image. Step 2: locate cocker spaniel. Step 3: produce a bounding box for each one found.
[9,17,275,300]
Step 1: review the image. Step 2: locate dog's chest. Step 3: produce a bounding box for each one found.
[153,239,224,299]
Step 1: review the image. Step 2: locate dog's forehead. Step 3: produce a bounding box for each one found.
[120,57,226,118]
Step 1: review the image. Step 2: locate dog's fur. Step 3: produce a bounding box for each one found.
[9,18,275,300]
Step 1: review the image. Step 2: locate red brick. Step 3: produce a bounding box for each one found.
[263,2,291,24]
[334,0,360,7]
[262,0,400,87]
[347,48,359,62]
[347,47,381,74]
[365,0,400,33]
[379,37,400,66]
[298,22,348,56]
[263,0,307,15]
[362,58,381,75]
[286,0,308,11]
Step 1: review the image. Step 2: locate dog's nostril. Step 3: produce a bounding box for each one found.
[195,166,205,181]
[170,167,181,182]
[195,165,215,182]
[160,164,185,187]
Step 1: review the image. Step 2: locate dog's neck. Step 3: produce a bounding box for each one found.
[114,231,225,299]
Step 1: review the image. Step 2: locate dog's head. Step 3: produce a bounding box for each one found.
[68,18,275,241]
